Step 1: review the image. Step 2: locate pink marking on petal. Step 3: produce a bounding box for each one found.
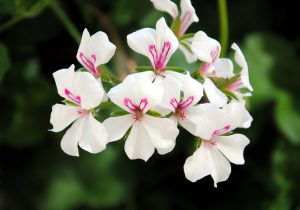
[148,41,171,72]
[124,98,137,113]
[170,98,179,112]
[200,46,220,77]
[226,78,244,92]
[178,96,195,110]
[65,88,81,105]
[180,12,192,36]
[138,98,148,112]
[79,52,100,77]
[212,124,231,136]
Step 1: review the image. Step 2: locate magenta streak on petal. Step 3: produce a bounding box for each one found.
[226,78,244,92]
[200,46,220,76]
[124,98,137,113]
[138,98,148,112]
[180,12,192,36]
[149,44,158,69]
[149,42,171,71]
[79,52,99,77]
[65,88,81,105]
[212,124,231,136]
[170,98,179,112]
[178,96,195,110]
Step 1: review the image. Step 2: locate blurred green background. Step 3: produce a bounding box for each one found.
[0,0,300,210]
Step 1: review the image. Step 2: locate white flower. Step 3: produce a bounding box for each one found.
[224,43,253,101]
[103,76,179,161]
[50,65,107,156]
[184,102,252,187]
[150,0,198,36]
[158,73,203,135]
[150,0,199,63]
[192,31,235,107]
[76,29,116,78]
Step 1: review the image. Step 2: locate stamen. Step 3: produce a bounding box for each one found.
[209,139,217,146]
[124,98,137,112]
[65,88,81,105]
[178,96,195,110]
[212,124,231,136]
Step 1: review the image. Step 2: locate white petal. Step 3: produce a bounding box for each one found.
[50,104,81,132]
[212,58,234,78]
[76,29,116,68]
[182,73,203,106]
[215,134,250,165]
[143,115,179,155]
[231,43,253,91]
[124,122,155,161]
[180,0,199,35]
[155,17,179,65]
[194,103,227,140]
[179,39,198,63]
[78,113,107,154]
[179,107,202,136]
[107,76,163,113]
[150,0,179,19]
[192,31,220,63]
[203,78,227,107]
[52,64,75,99]
[209,143,231,187]
[127,28,157,66]
[74,72,104,110]
[60,116,84,156]
[184,142,212,182]
[164,70,186,88]
[223,101,253,130]
[125,71,156,82]
[103,115,134,143]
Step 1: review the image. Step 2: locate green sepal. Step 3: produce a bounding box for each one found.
[111,109,129,117]
[218,74,241,89]
[63,100,78,106]
[171,15,181,37]
[135,66,153,72]
[179,33,195,41]
[146,110,162,117]
[222,89,239,100]
[165,66,186,73]
[96,101,116,110]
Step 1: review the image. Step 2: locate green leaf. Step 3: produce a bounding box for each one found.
[275,91,300,144]
[95,101,116,110]
[63,100,78,107]
[111,109,129,116]
[165,66,186,73]
[0,43,10,80]
[171,15,181,37]
[135,66,153,72]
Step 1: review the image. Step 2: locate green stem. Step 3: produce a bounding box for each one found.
[218,0,229,57]
[50,0,81,43]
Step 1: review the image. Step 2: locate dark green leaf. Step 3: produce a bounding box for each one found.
[146,110,162,117]
[165,66,186,73]
[0,42,10,80]
[111,109,129,116]
[135,66,153,72]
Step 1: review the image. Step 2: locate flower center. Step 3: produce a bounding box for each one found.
[79,52,100,77]
[170,96,195,120]
[124,98,148,121]
[65,88,81,105]
[148,41,171,73]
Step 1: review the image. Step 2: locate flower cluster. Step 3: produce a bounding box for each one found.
[50,0,253,187]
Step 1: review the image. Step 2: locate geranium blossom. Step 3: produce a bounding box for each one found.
[50,65,107,156]
[103,76,179,161]
[76,29,116,78]
[184,102,252,187]
[158,73,203,135]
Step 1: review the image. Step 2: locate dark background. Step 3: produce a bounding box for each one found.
[0,0,300,210]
